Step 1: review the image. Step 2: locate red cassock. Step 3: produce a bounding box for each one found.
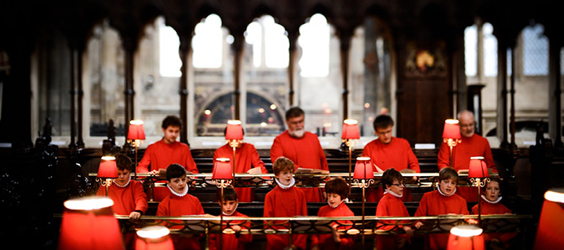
[137,139,199,201]
[437,134,496,202]
[375,193,411,250]
[414,190,469,250]
[213,142,269,202]
[471,198,516,248]
[362,137,420,202]
[209,211,253,250]
[270,131,329,202]
[263,185,308,250]
[311,202,356,250]
[157,192,205,250]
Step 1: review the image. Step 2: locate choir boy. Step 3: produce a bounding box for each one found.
[209,187,252,250]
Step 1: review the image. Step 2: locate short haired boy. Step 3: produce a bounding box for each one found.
[157,164,205,250]
[209,187,252,250]
[375,168,414,250]
[414,167,471,250]
[263,157,308,250]
[311,177,355,250]
[137,115,199,201]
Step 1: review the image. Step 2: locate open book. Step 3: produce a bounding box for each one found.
[294,167,329,175]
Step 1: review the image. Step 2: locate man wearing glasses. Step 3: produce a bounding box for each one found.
[437,110,497,201]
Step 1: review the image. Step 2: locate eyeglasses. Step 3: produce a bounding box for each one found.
[391,183,405,187]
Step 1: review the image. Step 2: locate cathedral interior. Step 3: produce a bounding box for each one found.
[1,0,564,249]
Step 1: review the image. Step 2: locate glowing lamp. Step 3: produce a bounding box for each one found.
[468,156,489,178]
[127,120,146,141]
[225,120,244,140]
[447,225,485,250]
[534,188,564,249]
[341,119,360,140]
[135,226,174,250]
[58,196,124,250]
[353,157,374,180]
[212,158,233,180]
[98,156,118,179]
[443,119,461,139]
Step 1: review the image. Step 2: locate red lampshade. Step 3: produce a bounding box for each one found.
[128,120,146,141]
[353,157,373,180]
[58,196,124,250]
[534,188,564,250]
[98,156,118,178]
[447,225,485,250]
[212,158,233,180]
[135,226,174,250]
[225,120,244,140]
[443,119,461,139]
[468,156,489,178]
[342,119,360,140]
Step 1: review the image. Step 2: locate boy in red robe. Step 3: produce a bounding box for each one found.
[96,153,148,249]
[137,115,199,201]
[311,177,355,250]
[264,157,308,250]
[362,115,420,202]
[375,168,414,250]
[414,167,473,250]
[209,187,252,250]
[213,127,269,202]
[471,177,516,249]
[270,107,329,202]
[156,164,205,250]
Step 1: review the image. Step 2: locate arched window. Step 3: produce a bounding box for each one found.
[522,24,548,76]
[192,14,223,68]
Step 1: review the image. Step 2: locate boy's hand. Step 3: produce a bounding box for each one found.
[232,225,242,232]
[404,226,414,238]
[414,221,424,229]
[331,225,341,243]
[129,211,142,220]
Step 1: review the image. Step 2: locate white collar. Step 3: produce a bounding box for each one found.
[275,177,295,189]
[328,199,346,209]
[481,195,502,204]
[437,185,456,197]
[113,175,131,188]
[384,189,403,198]
[167,184,188,197]
[222,203,239,216]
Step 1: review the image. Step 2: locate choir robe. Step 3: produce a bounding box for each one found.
[270,131,329,202]
[362,137,420,202]
[310,202,355,250]
[137,139,199,201]
[375,193,411,250]
[209,211,253,250]
[157,192,205,250]
[471,198,516,248]
[414,190,469,250]
[437,134,496,202]
[263,185,308,250]
[213,142,269,202]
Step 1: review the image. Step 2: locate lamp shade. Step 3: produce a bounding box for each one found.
[212,158,233,180]
[443,119,461,139]
[225,120,244,140]
[342,119,360,140]
[353,157,373,180]
[98,156,118,178]
[447,225,485,250]
[58,196,124,250]
[135,226,174,250]
[468,156,489,178]
[534,188,564,250]
[127,120,146,141]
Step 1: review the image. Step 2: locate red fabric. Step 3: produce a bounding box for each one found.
[471,200,516,248]
[270,131,329,202]
[362,138,419,202]
[375,193,411,250]
[137,139,199,201]
[310,203,355,250]
[414,190,469,250]
[209,211,253,250]
[263,185,308,250]
[437,134,496,172]
[96,180,148,215]
[213,143,268,202]
[156,192,205,250]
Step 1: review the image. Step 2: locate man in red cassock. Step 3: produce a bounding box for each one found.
[137,115,199,201]
[270,107,329,202]
[437,110,497,202]
[362,114,420,202]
